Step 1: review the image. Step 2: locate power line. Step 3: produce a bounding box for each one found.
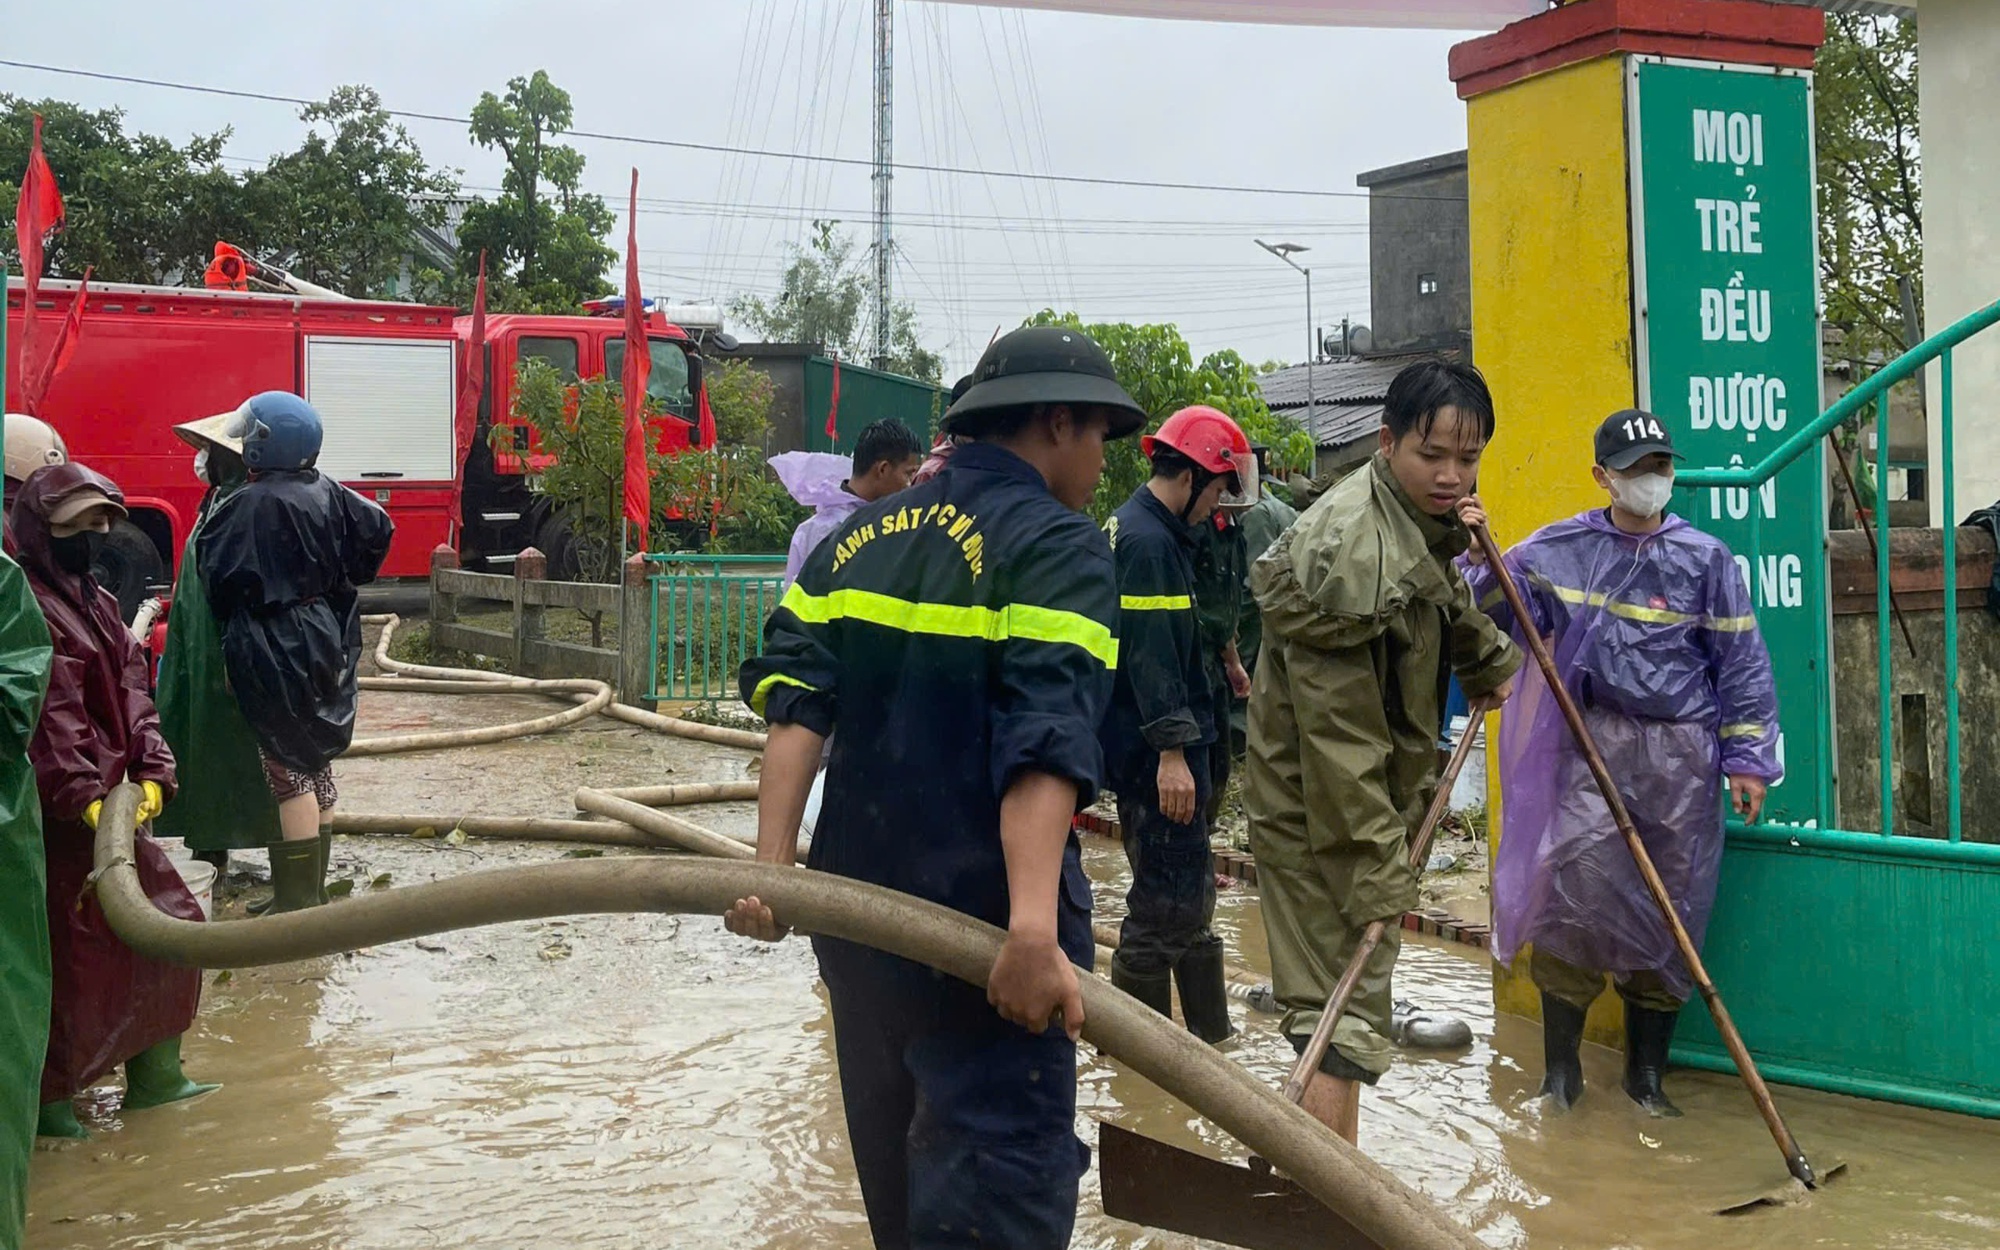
[0,57,1466,204]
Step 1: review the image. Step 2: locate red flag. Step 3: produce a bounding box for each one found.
[23,266,88,412]
[621,169,652,550]
[451,252,489,540]
[824,357,843,445]
[14,114,66,418]
[696,381,717,450]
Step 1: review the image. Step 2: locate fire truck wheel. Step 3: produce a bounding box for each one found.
[93,520,169,624]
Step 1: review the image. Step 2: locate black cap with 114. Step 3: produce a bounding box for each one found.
[1594,408,1685,471]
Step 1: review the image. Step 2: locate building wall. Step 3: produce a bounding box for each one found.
[1367,161,1473,355]
[1920,0,2000,525]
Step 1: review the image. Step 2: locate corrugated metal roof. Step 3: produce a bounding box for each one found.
[1303,401,1386,449]
[1258,351,1460,409]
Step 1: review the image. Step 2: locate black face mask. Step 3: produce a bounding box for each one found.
[49,530,105,576]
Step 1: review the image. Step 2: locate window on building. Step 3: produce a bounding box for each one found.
[1419,274,1440,297]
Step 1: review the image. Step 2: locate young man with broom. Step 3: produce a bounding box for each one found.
[1244,360,1521,1141]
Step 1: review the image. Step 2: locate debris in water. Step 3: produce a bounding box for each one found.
[1426,851,1458,872]
[415,938,448,954]
[539,938,573,961]
[212,970,233,987]
[409,826,437,839]
[563,848,605,859]
[370,872,393,889]
[327,878,355,898]
[444,828,469,847]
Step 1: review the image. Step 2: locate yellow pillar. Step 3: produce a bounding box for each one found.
[1449,0,1825,1045]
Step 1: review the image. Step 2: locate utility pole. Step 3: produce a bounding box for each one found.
[1257,239,1314,424]
[872,0,894,370]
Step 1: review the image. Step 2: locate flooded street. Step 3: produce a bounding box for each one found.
[25,684,2000,1249]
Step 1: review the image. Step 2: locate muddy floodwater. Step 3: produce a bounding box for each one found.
[26,683,2000,1249]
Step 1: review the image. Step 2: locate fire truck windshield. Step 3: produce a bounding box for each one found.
[603,338,694,419]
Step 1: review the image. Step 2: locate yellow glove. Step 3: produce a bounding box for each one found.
[137,781,166,824]
[82,801,103,830]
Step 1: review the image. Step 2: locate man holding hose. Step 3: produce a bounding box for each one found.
[729,326,1143,1248]
[1463,409,1780,1116]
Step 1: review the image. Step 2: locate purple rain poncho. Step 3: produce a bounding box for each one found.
[1463,510,1782,998]
[772,452,863,590]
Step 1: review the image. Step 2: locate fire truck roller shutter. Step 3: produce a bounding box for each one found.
[302,337,458,483]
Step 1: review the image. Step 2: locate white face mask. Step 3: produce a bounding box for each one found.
[194,447,211,486]
[1608,471,1674,518]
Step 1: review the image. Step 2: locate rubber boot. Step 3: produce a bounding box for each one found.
[1538,991,1588,1111]
[317,825,334,904]
[122,1036,220,1111]
[1109,953,1174,1019]
[1172,941,1235,1044]
[36,1099,87,1139]
[263,839,325,915]
[1622,1005,1684,1118]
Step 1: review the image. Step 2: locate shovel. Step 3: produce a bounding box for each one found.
[1470,525,1845,1215]
[1098,703,1493,1250]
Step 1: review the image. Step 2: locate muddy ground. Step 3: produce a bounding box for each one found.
[24,673,2000,1249]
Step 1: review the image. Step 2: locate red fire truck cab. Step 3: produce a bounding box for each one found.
[4,277,714,616]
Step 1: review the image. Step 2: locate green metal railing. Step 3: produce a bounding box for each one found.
[1681,297,2000,853]
[645,554,787,702]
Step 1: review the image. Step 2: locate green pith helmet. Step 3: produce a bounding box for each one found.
[941,326,1147,439]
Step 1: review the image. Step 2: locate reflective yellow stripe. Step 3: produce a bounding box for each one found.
[780,584,1117,669]
[749,672,817,718]
[1478,587,1505,612]
[1705,614,1760,633]
[1547,583,1697,626]
[1120,593,1193,612]
[1720,722,1766,740]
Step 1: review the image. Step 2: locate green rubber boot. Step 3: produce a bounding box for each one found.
[36,1099,87,1139]
[264,839,324,915]
[317,825,333,904]
[123,1036,219,1111]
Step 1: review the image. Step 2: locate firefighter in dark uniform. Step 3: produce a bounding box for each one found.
[1101,405,1254,1046]
[1191,489,1250,822]
[728,325,1145,1249]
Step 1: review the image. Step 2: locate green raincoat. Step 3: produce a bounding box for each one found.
[0,553,53,1245]
[154,487,278,852]
[1244,453,1519,1077]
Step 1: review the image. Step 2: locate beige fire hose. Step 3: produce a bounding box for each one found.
[93,785,1480,1250]
[329,811,680,853]
[364,615,770,753]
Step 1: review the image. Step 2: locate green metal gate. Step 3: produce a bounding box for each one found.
[645,554,787,702]
[1675,300,2000,1117]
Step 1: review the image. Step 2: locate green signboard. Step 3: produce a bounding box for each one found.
[1628,59,1829,825]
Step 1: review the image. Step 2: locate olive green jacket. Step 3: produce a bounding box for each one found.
[1247,453,1520,921]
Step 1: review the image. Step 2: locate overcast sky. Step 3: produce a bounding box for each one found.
[8,0,1495,378]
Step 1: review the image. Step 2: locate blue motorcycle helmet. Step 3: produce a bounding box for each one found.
[226,391,324,472]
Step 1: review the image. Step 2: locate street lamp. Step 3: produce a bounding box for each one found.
[1256,239,1314,424]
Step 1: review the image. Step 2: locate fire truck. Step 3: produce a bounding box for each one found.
[4,264,726,617]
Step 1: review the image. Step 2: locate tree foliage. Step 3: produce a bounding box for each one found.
[504,359,656,581]
[246,87,460,299]
[1021,311,1311,522]
[1817,14,1921,361]
[0,94,250,284]
[733,220,943,383]
[456,71,616,313]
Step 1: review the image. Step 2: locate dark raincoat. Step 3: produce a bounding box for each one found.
[197,470,393,773]
[14,464,203,1105]
[0,552,51,1246]
[1464,510,1782,999]
[154,475,279,851]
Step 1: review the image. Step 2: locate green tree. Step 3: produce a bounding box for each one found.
[1817,14,1921,361]
[1021,311,1310,521]
[505,358,656,580]
[457,71,616,312]
[247,86,460,299]
[0,95,252,284]
[733,221,943,383]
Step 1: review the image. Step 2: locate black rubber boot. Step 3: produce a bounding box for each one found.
[1539,991,1588,1111]
[1172,940,1235,1045]
[1110,952,1174,1019]
[1622,1005,1685,1118]
[263,839,324,915]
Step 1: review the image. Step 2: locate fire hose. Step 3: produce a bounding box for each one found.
[93,784,1482,1250]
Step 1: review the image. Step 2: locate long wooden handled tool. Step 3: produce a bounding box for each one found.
[1471,524,1823,1192]
[1281,697,1494,1103]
